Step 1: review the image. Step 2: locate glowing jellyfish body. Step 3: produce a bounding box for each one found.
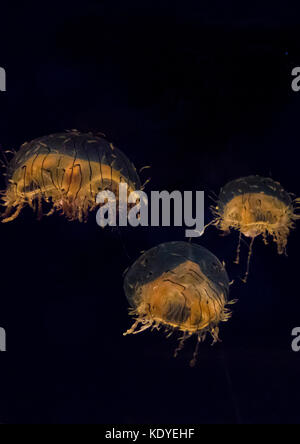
[2,130,141,222]
[212,175,300,280]
[123,241,233,366]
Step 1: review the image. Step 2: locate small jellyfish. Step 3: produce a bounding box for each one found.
[211,175,300,281]
[1,130,141,222]
[123,241,234,366]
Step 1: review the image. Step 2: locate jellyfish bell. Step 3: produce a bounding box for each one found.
[1,130,141,222]
[211,175,300,281]
[123,241,234,367]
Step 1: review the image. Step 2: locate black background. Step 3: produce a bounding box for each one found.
[0,1,299,424]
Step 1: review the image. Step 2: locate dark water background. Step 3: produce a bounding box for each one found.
[0,1,299,424]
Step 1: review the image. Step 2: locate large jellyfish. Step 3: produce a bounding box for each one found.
[1,130,141,222]
[123,241,234,366]
[211,175,300,281]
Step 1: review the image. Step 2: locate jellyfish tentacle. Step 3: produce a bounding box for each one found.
[190,334,202,368]
[242,237,255,284]
[234,231,242,264]
[174,331,189,358]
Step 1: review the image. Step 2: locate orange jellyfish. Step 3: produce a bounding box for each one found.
[123,241,234,367]
[211,175,300,281]
[1,130,141,222]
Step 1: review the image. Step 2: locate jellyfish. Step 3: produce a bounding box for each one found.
[211,175,300,281]
[123,241,234,366]
[1,130,141,222]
